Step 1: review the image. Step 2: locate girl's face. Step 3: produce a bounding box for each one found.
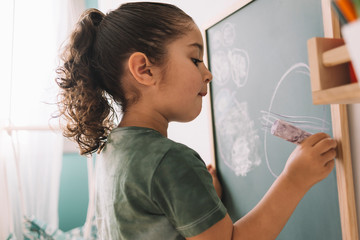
[154,24,213,123]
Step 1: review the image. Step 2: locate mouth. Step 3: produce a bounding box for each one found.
[198,92,207,97]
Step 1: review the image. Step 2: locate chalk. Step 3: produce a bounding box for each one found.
[271,119,312,144]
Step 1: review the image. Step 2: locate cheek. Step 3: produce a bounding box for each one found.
[183,80,199,92]
[164,61,203,96]
[176,83,200,101]
[183,70,203,91]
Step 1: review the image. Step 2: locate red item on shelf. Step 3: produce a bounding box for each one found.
[349,62,358,83]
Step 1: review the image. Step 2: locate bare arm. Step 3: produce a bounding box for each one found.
[188,132,337,240]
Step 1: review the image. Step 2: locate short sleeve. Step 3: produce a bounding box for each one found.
[151,145,227,238]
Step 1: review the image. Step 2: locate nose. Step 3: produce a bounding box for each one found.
[203,66,213,83]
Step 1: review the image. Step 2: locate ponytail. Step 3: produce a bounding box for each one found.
[56,9,115,155]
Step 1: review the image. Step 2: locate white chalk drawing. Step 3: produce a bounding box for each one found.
[261,110,330,133]
[211,22,236,49]
[210,22,250,88]
[229,49,249,88]
[211,49,249,88]
[222,22,236,47]
[261,63,330,178]
[210,20,253,175]
[215,88,261,176]
[211,30,223,50]
[210,21,250,88]
[211,51,231,86]
[214,88,232,114]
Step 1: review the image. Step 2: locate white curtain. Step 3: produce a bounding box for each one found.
[0,0,85,239]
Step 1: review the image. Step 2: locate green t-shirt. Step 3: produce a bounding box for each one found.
[95,127,227,240]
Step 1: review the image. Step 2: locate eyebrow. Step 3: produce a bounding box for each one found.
[188,43,203,54]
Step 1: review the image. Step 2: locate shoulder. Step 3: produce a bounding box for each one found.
[156,138,206,178]
[104,126,175,158]
[165,141,204,163]
[152,139,210,194]
[103,126,205,175]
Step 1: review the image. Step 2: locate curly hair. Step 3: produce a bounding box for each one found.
[55,2,194,155]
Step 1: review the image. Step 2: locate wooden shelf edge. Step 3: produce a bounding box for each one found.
[312,83,360,104]
[323,44,351,67]
[308,37,350,92]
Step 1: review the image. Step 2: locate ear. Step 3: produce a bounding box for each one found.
[128,52,154,86]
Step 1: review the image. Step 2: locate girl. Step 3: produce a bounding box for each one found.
[56,2,337,240]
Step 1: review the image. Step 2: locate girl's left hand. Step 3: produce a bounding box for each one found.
[207,164,222,199]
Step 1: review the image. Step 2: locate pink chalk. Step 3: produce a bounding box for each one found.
[271,119,312,144]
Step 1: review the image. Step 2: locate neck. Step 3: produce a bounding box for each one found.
[119,107,169,137]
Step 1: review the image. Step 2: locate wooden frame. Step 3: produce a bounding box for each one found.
[319,0,359,239]
[203,0,359,239]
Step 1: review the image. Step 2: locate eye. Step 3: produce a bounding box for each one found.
[191,58,203,66]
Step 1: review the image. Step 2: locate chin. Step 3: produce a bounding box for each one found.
[180,108,202,123]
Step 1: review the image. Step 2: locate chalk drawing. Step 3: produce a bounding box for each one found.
[222,22,236,47]
[211,48,249,88]
[211,51,231,86]
[229,49,249,88]
[211,30,223,50]
[210,21,250,88]
[261,110,330,132]
[215,88,261,176]
[210,21,253,175]
[261,63,330,178]
[210,22,237,49]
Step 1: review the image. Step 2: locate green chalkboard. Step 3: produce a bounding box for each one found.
[205,0,342,239]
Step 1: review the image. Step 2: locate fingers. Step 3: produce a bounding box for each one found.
[325,159,335,170]
[302,132,330,146]
[302,133,337,156]
[301,132,337,168]
[323,158,335,176]
[317,138,337,155]
[320,148,337,162]
[207,164,216,175]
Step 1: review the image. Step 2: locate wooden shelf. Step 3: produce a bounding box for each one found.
[308,37,360,104]
[312,82,360,104]
[322,44,350,67]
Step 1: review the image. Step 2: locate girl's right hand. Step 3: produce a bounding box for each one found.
[282,132,337,191]
[188,133,338,240]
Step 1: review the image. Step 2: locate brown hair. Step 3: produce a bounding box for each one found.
[56,2,194,155]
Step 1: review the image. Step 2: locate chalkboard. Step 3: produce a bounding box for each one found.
[205,0,342,239]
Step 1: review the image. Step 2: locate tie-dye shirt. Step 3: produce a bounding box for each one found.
[95,126,227,240]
